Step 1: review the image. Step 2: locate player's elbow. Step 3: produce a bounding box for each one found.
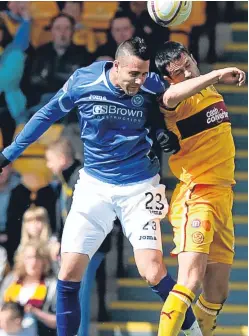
[163,90,179,109]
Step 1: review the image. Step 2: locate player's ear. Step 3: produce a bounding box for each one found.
[113,60,119,72]
[163,75,173,84]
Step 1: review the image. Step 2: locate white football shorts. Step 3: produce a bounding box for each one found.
[61,169,168,258]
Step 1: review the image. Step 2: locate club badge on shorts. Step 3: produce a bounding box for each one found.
[192,231,204,244]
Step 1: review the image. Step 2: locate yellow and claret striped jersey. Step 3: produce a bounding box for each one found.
[159,85,235,186]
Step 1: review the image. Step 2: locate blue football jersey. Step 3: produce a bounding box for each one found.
[3,61,166,184]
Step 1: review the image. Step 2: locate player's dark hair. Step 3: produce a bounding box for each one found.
[115,36,151,61]
[1,302,24,319]
[155,41,191,77]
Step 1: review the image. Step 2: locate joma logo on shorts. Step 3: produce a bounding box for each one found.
[139,236,157,240]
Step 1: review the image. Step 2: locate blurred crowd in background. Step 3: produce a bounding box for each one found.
[0,1,246,335]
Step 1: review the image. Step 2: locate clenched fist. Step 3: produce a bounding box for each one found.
[216,67,246,86]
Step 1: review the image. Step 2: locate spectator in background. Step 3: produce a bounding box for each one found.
[45,137,111,333]
[189,2,217,63]
[0,247,9,287]
[119,2,170,50]
[0,165,20,249]
[45,137,82,238]
[28,13,92,112]
[0,10,30,145]
[0,2,25,37]
[19,206,60,273]
[61,1,97,53]
[0,241,57,336]
[5,173,57,266]
[0,302,36,336]
[95,12,135,61]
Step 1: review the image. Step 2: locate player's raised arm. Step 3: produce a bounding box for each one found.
[0,71,78,170]
[162,68,246,108]
[155,41,246,109]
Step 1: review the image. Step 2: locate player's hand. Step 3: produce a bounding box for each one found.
[157,130,180,154]
[0,153,10,174]
[217,67,246,86]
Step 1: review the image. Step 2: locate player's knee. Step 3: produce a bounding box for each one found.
[140,261,165,286]
[204,283,229,304]
[178,265,206,293]
[58,264,84,282]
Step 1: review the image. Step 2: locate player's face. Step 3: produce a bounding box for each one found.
[51,17,74,49]
[165,52,200,84]
[114,56,149,96]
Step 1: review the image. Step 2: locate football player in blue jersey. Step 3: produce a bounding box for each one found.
[0,37,202,336]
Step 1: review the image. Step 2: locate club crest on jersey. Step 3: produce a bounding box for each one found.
[131,95,144,107]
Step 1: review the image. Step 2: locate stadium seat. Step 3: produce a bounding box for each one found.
[30,1,59,20]
[82,2,118,30]
[13,159,53,188]
[30,1,59,47]
[14,124,64,146]
[12,123,64,186]
[73,27,98,53]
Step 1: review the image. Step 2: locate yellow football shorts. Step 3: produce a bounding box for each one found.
[168,182,234,264]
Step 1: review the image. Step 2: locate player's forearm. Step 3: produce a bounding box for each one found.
[2,110,57,161]
[163,70,220,108]
[2,87,73,162]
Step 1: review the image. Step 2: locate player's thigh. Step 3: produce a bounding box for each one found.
[209,187,234,264]
[117,174,168,252]
[61,171,116,259]
[178,251,208,293]
[169,184,215,257]
[202,262,232,303]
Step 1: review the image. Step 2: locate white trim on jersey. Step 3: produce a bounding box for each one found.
[78,66,112,91]
[78,68,107,88]
[75,97,126,107]
[140,85,157,95]
[58,93,71,112]
[145,127,153,156]
[81,120,88,137]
